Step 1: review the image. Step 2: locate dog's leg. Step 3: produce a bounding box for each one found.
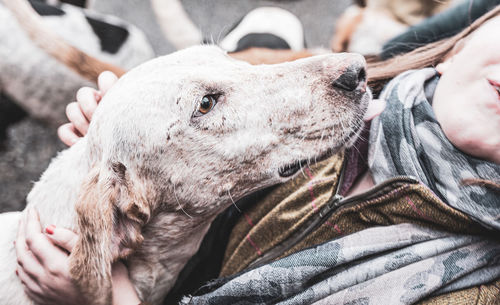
[150,0,202,50]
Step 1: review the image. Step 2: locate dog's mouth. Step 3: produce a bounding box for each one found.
[278,160,304,178]
[278,116,368,178]
[278,148,337,178]
[278,89,374,179]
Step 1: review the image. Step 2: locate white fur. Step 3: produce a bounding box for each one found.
[0,3,154,125]
[0,46,370,305]
[220,7,305,52]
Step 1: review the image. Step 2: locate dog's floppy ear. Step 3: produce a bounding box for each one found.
[69,162,150,305]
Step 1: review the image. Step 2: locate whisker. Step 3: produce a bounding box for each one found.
[299,159,307,179]
[216,24,229,45]
[173,183,193,218]
[228,189,241,212]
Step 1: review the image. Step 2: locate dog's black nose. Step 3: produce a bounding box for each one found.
[332,64,366,92]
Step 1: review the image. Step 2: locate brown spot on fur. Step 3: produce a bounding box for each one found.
[282,126,301,135]
[3,0,125,82]
[111,162,127,181]
[126,201,150,224]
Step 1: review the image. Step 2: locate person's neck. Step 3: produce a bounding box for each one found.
[345,170,375,197]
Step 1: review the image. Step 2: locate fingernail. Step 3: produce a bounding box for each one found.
[13,241,15,246]
[15,270,18,276]
[45,225,56,235]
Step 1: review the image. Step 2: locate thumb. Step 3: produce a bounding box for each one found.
[45,225,78,253]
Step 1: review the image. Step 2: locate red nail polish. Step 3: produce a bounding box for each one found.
[15,270,18,276]
[45,225,56,235]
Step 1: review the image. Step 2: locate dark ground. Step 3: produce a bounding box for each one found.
[0,0,351,212]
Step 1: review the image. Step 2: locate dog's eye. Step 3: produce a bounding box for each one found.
[195,95,218,116]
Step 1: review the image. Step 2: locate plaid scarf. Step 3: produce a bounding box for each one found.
[369,68,500,230]
[184,224,500,305]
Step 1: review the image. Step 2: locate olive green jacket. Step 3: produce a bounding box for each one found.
[217,152,499,304]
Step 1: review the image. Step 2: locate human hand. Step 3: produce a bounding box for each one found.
[58,71,118,146]
[16,208,141,305]
[15,208,83,305]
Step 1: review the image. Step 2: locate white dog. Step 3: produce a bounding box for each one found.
[0,45,370,305]
[0,0,153,125]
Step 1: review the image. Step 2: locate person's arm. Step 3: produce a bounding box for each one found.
[111,262,143,305]
[15,208,83,305]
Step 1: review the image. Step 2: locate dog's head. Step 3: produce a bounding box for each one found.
[92,46,369,211]
[70,46,370,302]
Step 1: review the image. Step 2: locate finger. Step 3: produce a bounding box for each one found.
[57,123,81,147]
[16,239,45,281]
[18,268,48,305]
[66,102,90,136]
[45,225,78,253]
[15,211,35,269]
[16,212,45,278]
[23,289,45,305]
[23,208,51,267]
[16,211,26,252]
[76,87,99,121]
[25,209,69,271]
[25,207,42,235]
[15,214,28,268]
[17,265,43,296]
[98,71,118,95]
[23,290,45,305]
